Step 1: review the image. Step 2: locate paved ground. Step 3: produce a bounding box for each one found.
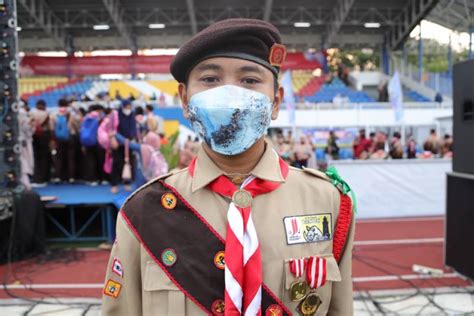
[1,216,473,315]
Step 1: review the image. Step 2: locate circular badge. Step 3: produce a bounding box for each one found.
[265,304,283,316]
[161,248,177,267]
[232,189,253,208]
[161,192,177,210]
[211,299,225,315]
[214,251,225,270]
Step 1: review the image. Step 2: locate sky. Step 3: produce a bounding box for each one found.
[410,20,472,52]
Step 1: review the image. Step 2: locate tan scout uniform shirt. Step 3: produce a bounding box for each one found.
[102,143,355,315]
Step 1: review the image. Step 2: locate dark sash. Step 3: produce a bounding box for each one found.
[121,179,291,315]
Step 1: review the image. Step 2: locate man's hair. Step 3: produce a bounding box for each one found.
[36,99,46,108]
[58,98,69,107]
[146,104,154,112]
[135,106,144,115]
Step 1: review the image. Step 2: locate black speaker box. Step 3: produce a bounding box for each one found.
[445,172,474,279]
[452,60,474,174]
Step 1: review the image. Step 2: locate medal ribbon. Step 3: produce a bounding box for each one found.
[190,154,289,315]
[306,256,327,289]
[289,258,307,278]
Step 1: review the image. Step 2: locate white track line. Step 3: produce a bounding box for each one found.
[357,216,444,223]
[353,273,459,283]
[354,237,444,246]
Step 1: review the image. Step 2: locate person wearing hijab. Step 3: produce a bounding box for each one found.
[110,100,137,193]
[114,131,168,185]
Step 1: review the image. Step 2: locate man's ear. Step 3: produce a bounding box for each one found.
[178,83,190,119]
[271,86,284,120]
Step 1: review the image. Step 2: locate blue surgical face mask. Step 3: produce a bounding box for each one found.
[188,85,273,156]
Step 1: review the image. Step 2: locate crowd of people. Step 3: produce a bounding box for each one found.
[19,97,170,192]
[271,128,453,168]
[350,128,453,160]
[17,92,453,192]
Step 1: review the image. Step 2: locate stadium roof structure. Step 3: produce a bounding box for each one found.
[16,0,474,53]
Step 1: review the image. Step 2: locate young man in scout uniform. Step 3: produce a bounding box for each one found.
[102,18,355,316]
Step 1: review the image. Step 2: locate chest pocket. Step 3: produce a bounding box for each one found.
[283,254,341,316]
[143,261,186,316]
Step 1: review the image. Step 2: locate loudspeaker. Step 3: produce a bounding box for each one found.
[452,60,474,174]
[445,172,474,279]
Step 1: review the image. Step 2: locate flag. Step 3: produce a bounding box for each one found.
[388,71,404,122]
[281,71,296,132]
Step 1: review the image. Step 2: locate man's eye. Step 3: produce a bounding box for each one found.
[242,78,260,84]
[201,76,219,83]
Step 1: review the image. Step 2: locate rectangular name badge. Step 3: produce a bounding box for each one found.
[283,214,332,245]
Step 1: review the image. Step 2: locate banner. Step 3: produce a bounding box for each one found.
[330,159,451,218]
[20,53,322,76]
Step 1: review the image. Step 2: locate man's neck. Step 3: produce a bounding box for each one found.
[202,138,266,175]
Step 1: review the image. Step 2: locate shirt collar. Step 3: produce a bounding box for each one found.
[191,141,286,193]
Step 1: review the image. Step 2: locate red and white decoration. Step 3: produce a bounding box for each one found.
[289,258,307,278]
[306,256,327,289]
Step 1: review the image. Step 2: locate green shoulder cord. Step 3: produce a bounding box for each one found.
[325,166,358,213]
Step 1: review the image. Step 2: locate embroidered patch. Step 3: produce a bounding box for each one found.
[104,279,122,298]
[112,258,124,278]
[214,250,225,270]
[211,299,225,315]
[269,43,287,67]
[161,192,177,210]
[283,214,332,245]
[161,248,177,266]
[265,304,283,316]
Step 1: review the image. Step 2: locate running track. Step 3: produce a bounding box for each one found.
[0,216,471,299]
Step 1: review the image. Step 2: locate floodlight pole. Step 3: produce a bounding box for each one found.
[402,43,408,76]
[382,44,390,75]
[447,34,452,78]
[469,25,474,60]
[418,23,423,82]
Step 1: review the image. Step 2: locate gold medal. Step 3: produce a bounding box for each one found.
[298,295,321,315]
[232,189,253,208]
[290,280,309,302]
[298,292,321,316]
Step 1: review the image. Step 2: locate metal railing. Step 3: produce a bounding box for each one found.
[391,57,453,97]
[280,101,452,111]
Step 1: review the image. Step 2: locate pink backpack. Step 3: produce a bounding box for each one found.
[142,146,168,181]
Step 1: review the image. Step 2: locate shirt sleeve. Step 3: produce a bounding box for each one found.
[102,213,143,316]
[328,193,355,316]
[116,133,141,152]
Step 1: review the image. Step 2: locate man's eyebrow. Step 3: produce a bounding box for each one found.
[237,65,265,74]
[194,63,222,72]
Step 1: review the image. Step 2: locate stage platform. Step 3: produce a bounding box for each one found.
[33,184,138,243]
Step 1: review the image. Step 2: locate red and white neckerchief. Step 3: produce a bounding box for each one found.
[289,258,307,278]
[194,155,289,315]
[306,256,327,289]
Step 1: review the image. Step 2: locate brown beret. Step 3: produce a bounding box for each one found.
[170,18,286,83]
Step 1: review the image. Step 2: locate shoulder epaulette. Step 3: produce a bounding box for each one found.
[121,170,180,209]
[302,167,332,182]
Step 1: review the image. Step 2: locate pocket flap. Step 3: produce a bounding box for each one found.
[284,254,341,290]
[144,261,179,291]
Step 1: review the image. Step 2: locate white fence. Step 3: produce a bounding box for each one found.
[330,159,451,219]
